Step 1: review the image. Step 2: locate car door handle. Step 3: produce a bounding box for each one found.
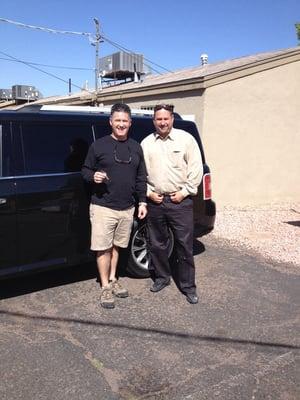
[0,198,7,205]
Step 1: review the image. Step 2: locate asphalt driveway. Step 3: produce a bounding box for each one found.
[0,237,299,400]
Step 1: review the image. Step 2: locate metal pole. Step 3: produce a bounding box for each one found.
[296,23,300,45]
[94,18,100,93]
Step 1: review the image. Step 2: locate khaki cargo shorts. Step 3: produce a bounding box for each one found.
[89,204,135,251]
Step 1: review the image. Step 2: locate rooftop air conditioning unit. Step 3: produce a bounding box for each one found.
[12,85,40,101]
[0,89,13,100]
[99,51,144,80]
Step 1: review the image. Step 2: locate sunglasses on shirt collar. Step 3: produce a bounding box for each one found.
[114,144,132,164]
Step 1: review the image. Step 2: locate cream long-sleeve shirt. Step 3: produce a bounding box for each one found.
[141,128,203,198]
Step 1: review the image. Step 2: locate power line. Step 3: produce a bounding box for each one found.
[0,17,92,38]
[101,35,163,75]
[102,35,173,74]
[0,50,90,92]
[0,17,172,74]
[0,56,93,71]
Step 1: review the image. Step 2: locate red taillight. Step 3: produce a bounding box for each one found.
[203,173,212,200]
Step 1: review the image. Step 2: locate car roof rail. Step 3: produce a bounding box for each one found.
[16,104,184,119]
[39,104,155,116]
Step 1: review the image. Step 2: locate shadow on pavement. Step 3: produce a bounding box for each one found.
[0,239,205,299]
[0,262,98,300]
[284,220,300,227]
[0,308,298,351]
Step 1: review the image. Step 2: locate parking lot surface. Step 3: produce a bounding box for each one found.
[0,237,299,400]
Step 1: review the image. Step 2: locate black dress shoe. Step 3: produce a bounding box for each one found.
[150,280,170,293]
[185,293,198,304]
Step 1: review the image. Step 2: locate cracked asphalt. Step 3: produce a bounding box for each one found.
[0,237,299,400]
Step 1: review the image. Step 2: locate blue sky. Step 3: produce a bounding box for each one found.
[0,0,299,97]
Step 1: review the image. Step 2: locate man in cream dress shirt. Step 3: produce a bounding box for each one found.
[141,104,203,304]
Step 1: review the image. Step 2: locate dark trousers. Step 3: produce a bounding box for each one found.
[147,196,196,295]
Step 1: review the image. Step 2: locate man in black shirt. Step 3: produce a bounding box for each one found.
[82,103,147,309]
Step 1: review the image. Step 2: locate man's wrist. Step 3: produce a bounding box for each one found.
[138,202,147,206]
[180,188,189,198]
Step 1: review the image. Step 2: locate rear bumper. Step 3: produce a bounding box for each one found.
[194,199,216,237]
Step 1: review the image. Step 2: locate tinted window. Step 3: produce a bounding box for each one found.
[94,117,154,143]
[130,118,154,142]
[93,116,205,160]
[0,124,2,177]
[93,119,111,140]
[0,123,13,177]
[20,123,93,175]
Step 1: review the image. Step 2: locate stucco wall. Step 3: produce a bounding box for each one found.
[99,59,300,207]
[202,61,300,207]
[125,91,204,129]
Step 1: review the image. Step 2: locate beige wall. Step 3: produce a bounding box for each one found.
[116,90,205,126]
[97,60,300,208]
[202,61,300,207]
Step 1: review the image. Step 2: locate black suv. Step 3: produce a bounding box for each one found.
[0,105,216,279]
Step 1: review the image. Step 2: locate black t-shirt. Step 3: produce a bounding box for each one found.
[82,135,147,210]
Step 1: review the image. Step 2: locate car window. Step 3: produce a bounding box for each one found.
[0,124,2,177]
[129,118,154,142]
[93,119,111,139]
[94,116,155,143]
[0,123,13,177]
[20,122,93,175]
[130,117,206,163]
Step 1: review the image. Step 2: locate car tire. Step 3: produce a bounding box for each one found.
[126,220,174,278]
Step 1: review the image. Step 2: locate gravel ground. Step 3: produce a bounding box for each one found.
[208,203,300,269]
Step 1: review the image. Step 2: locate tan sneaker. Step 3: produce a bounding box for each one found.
[110,279,129,298]
[100,285,115,309]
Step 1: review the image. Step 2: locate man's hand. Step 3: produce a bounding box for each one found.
[148,192,164,204]
[93,171,109,184]
[170,191,185,203]
[138,204,147,219]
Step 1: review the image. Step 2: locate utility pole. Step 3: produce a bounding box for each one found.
[296,23,300,45]
[93,18,101,93]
